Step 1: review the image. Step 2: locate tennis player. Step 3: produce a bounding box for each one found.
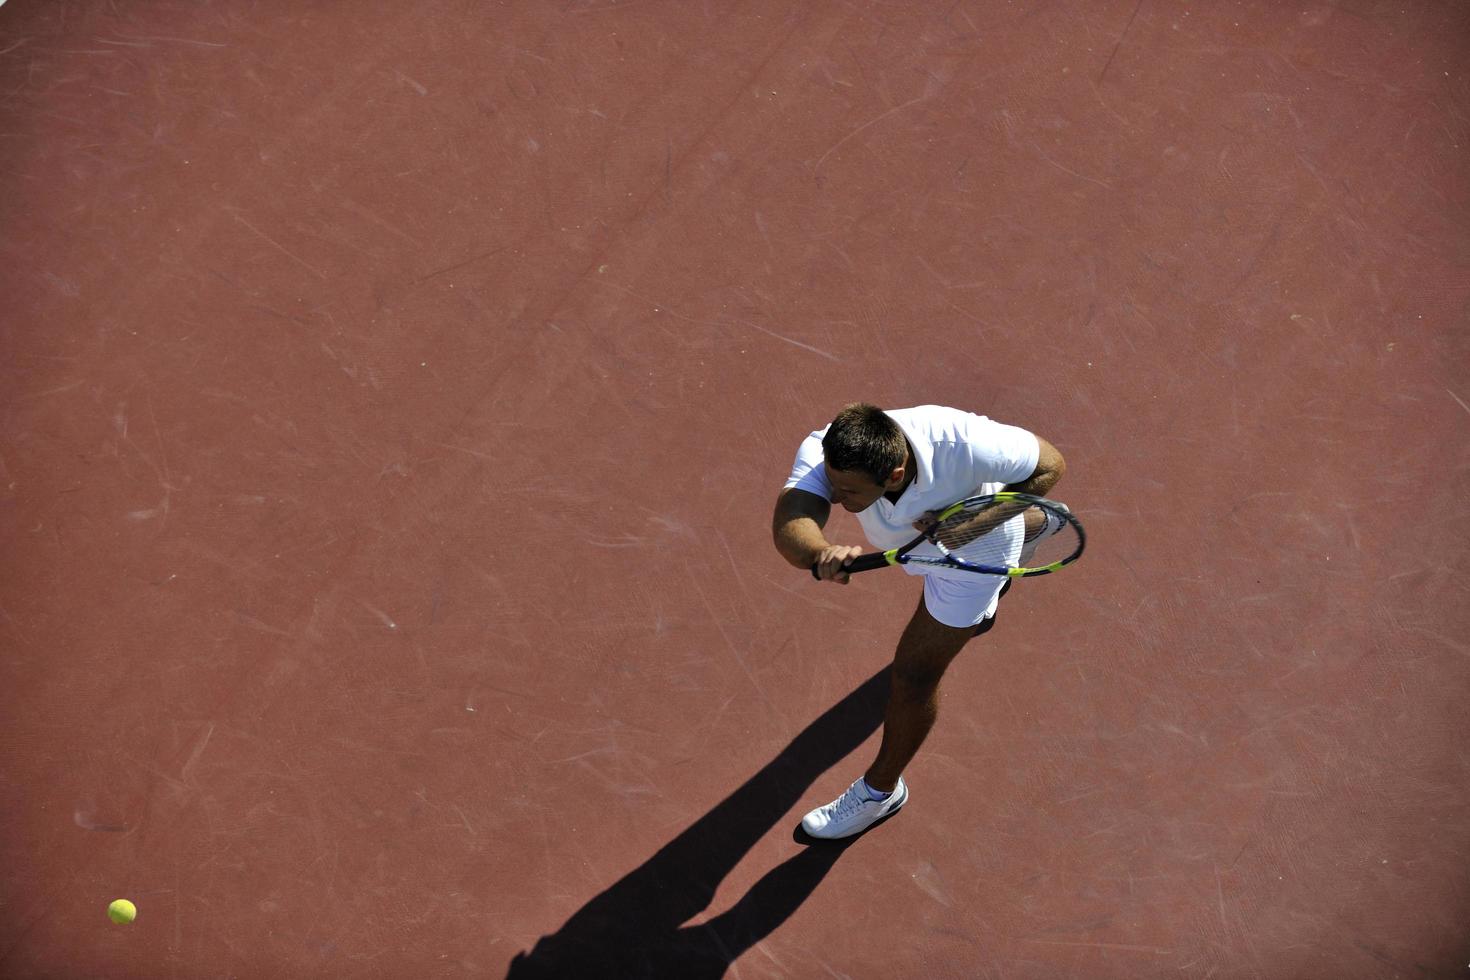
[773,403,1066,838]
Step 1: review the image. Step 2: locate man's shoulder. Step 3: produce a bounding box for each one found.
[888,404,961,417]
[887,404,984,440]
[886,404,968,425]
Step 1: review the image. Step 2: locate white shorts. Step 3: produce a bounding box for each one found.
[922,572,1008,629]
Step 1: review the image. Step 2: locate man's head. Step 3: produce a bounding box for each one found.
[821,403,911,512]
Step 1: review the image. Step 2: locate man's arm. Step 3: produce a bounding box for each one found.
[1005,435,1067,542]
[1006,435,1066,497]
[772,488,864,583]
[917,434,1068,543]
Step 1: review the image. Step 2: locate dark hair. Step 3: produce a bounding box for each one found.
[822,403,906,484]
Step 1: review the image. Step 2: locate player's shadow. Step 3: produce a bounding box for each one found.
[505,667,891,979]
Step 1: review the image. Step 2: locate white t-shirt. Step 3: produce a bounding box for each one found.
[783,405,1040,580]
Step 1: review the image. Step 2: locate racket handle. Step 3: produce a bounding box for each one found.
[845,553,896,574]
[809,552,895,579]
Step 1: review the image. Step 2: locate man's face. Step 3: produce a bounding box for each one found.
[825,464,897,513]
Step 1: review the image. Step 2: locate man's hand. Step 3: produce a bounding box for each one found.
[813,544,865,584]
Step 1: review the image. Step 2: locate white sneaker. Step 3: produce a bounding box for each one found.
[801,777,908,839]
[1018,503,1070,566]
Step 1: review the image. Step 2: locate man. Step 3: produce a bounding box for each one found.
[772,403,1066,839]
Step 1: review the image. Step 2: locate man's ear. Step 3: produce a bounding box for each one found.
[885,466,905,489]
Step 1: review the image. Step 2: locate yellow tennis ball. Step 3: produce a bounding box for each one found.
[107,899,136,924]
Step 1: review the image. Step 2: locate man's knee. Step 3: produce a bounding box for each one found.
[891,636,965,694]
[892,605,972,688]
[891,659,945,697]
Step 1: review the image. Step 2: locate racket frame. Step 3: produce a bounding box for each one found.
[810,492,1084,580]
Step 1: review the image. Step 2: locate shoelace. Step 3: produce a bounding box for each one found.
[833,784,873,817]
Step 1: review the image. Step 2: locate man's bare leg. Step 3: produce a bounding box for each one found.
[863,594,977,793]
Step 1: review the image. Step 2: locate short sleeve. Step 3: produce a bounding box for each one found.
[962,417,1040,487]
[782,428,833,500]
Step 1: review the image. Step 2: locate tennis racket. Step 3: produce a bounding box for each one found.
[809,492,1084,579]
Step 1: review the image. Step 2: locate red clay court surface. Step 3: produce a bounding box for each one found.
[3,2,1468,978]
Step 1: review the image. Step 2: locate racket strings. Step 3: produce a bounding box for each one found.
[1017,507,1080,568]
[932,503,1078,569]
[930,505,1022,566]
[1024,507,1065,543]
